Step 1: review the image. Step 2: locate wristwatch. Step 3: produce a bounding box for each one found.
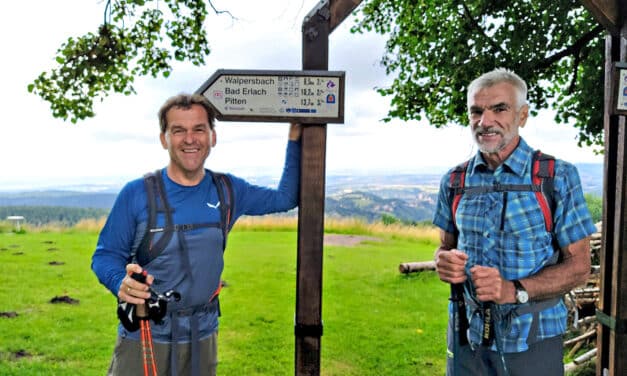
[512,280,529,304]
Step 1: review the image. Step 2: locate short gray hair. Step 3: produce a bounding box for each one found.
[158,93,216,133]
[467,68,527,109]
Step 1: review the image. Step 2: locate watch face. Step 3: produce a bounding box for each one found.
[516,290,529,304]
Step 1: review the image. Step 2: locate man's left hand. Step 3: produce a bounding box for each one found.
[470,265,514,304]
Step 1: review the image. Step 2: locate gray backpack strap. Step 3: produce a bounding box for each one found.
[135,169,175,266]
[209,171,234,251]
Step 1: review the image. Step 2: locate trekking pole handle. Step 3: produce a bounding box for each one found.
[131,271,149,318]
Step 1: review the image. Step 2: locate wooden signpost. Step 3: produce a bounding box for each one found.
[295,1,362,375]
[196,2,360,374]
[580,1,626,375]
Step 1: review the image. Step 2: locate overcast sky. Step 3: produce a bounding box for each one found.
[0,0,604,191]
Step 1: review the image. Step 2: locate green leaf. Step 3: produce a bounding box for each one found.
[30,0,211,122]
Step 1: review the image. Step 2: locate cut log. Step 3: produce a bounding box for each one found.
[564,329,596,347]
[399,261,436,274]
[563,348,597,373]
[574,348,597,365]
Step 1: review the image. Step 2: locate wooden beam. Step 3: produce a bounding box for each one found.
[329,0,362,32]
[597,27,627,376]
[295,2,362,374]
[580,0,622,36]
[295,2,330,374]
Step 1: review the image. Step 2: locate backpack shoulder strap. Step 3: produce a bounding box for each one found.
[209,171,235,251]
[449,159,470,229]
[532,150,555,233]
[135,169,175,266]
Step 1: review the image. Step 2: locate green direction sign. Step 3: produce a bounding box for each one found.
[196,69,345,123]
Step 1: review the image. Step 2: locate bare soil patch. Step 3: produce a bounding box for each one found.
[50,295,79,304]
[12,349,31,359]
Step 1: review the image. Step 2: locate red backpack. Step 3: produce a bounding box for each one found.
[449,150,556,233]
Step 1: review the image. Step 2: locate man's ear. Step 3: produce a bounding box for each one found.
[160,132,168,149]
[518,104,529,128]
[210,128,217,147]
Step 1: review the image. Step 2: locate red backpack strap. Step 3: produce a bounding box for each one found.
[449,160,470,228]
[532,150,555,232]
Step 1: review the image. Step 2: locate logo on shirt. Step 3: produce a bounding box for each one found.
[207,201,221,209]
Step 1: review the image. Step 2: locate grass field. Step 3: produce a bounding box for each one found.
[0,219,447,375]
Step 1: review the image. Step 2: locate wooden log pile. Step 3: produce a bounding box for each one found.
[563,222,602,373]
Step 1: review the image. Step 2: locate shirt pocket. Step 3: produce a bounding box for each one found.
[502,191,549,236]
[496,230,553,279]
[456,193,500,267]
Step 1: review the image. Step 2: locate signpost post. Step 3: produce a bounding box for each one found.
[195,2,361,374]
[295,1,362,375]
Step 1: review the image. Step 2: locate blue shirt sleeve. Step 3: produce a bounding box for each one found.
[230,140,301,219]
[91,179,145,296]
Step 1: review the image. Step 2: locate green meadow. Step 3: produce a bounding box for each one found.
[0,218,448,375]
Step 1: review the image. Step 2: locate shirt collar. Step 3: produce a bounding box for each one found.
[468,137,533,178]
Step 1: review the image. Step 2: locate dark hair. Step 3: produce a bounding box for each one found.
[158,93,216,133]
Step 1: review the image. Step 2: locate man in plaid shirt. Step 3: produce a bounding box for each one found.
[432,68,597,376]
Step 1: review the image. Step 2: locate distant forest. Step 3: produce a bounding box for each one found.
[0,206,108,226]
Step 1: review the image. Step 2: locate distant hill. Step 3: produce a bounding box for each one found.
[575,163,604,196]
[0,166,603,224]
[0,190,117,210]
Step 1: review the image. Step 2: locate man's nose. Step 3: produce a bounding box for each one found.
[183,130,194,143]
[479,110,495,126]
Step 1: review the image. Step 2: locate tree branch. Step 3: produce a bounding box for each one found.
[207,0,236,19]
[534,24,604,71]
[460,3,507,57]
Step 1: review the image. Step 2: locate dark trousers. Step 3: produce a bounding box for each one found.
[446,322,564,376]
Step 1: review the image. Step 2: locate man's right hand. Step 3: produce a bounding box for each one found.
[118,263,153,305]
[434,249,468,284]
[289,123,302,141]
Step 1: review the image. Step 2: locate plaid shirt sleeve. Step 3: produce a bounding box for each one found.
[552,160,598,247]
[432,169,456,234]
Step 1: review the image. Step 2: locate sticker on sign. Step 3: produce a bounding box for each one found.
[195,69,345,123]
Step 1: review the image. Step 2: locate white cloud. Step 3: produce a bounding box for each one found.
[0,0,603,190]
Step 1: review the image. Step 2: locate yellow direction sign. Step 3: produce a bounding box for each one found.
[196,69,345,123]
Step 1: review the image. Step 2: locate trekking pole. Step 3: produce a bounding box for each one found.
[491,305,510,376]
[131,271,159,376]
[137,304,158,376]
[449,283,468,376]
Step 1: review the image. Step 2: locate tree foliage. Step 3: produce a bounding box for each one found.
[31,0,605,150]
[351,0,605,148]
[28,0,212,123]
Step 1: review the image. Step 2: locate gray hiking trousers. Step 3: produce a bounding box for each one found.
[107,331,218,376]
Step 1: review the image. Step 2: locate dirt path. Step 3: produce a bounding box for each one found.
[323,234,381,247]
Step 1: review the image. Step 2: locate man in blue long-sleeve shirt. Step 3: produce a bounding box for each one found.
[92,93,301,375]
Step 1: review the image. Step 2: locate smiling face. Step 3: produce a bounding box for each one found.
[468,82,529,168]
[160,104,216,185]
